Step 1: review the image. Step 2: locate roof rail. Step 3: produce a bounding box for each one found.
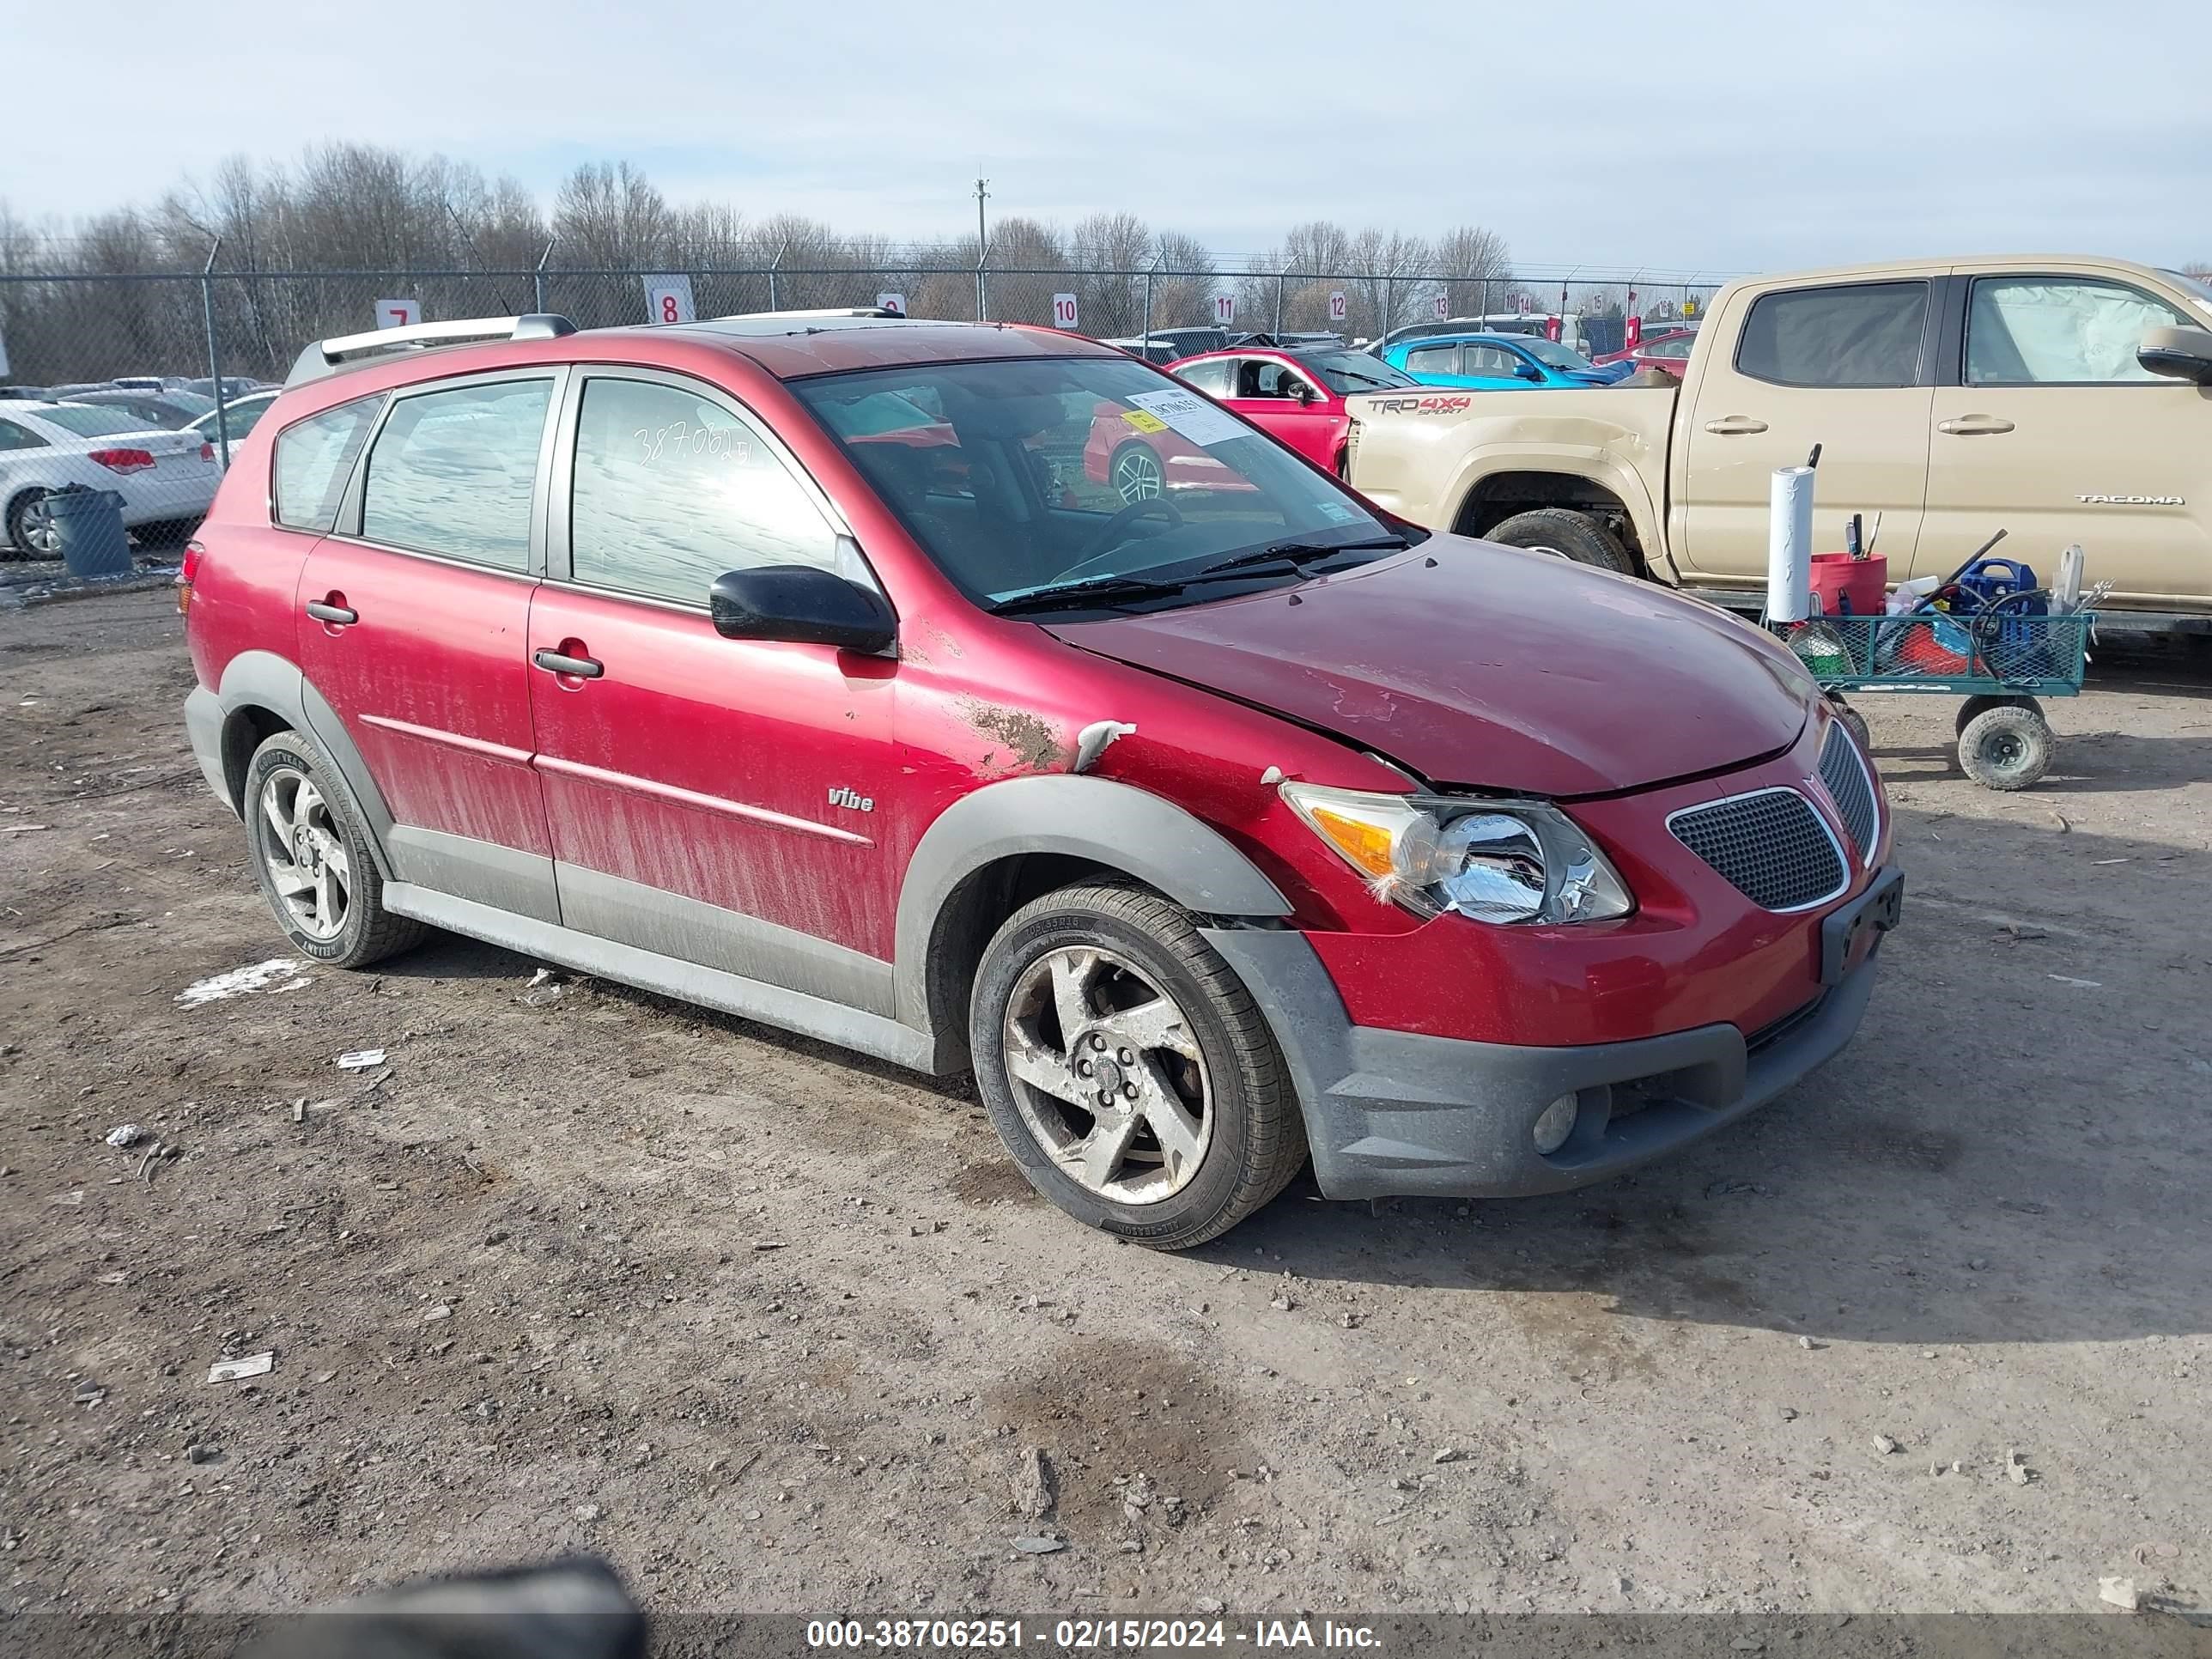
[285,313,577,386]
[709,307,904,322]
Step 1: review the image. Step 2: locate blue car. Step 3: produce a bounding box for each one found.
[1379,331,1632,391]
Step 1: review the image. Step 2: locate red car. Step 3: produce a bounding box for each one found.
[1086,342,1414,499]
[179,309,1897,1249]
[1594,327,1699,379]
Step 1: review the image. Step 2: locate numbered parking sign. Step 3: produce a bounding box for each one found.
[1328,290,1346,323]
[374,299,421,330]
[1433,295,1449,319]
[1051,292,1079,330]
[1214,294,1235,325]
[876,292,906,316]
[643,276,696,326]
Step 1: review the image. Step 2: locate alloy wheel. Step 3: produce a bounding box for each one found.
[256,766,351,940]
[1000,945,1212,1205]
[1112,448,1164,505]
[19,494,59,556]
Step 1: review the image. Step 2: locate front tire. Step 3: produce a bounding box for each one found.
[5,489,58,559]
[1957,705,2053,791]
[243,731,428,967]
[1108,441,1164,506]
[1483,507,1638,576]
[969,882,1305,1249]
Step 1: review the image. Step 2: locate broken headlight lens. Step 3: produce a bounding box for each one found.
[1279,784,1633,925]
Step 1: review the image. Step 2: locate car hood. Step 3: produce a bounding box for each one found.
[1045,538,1809,796]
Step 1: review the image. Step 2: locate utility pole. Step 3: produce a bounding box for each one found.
[974,172,990,322]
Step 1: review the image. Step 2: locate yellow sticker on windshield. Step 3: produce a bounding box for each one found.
[1119,409,1170,434]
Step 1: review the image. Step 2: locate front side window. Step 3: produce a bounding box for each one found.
[1966,277,2191,385]
[1235,359,1309,400]
[568,377,841,605]
[1736,281,1928,388]
[1466,344,1523,374]
[793,353,1413,612]
[273,398,383,532]
[360,380,552,569]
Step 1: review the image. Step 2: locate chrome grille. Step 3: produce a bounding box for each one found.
[1668,787,1847,912]
[1818,722,1878,861]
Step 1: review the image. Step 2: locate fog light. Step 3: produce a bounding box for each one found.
[1532,1092,1579,1155]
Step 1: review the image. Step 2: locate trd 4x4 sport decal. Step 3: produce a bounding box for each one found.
[1365,395,1474,416]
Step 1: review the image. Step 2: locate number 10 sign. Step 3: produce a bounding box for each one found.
[1051,293,1079,329]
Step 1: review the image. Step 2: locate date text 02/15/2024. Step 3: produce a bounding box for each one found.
[803,1619,1383,1650]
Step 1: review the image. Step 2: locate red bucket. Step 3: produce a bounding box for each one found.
[1809,552,1887,618]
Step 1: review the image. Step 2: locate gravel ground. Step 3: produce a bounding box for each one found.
[2,590,2208,1622]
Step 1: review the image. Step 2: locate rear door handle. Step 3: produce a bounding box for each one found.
[1702,416,1769,434]
[304,599,357,625]
[532,647,604,679]
[1937,416,2016,435]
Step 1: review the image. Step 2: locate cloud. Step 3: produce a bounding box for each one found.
[11,0,2209,270]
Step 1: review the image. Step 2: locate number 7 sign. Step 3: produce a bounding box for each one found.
[374,299,421,330]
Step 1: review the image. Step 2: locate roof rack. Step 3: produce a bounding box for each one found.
[691,307,909,337]
[286,313,577,386]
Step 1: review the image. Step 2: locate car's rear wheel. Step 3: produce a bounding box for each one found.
[1484,507,1637,576]
[5,489,59,560]
[244,730,428,968]
[1109,441,1164,506]
[969,881,1305,1250]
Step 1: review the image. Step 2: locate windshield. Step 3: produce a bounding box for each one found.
[1522,339,1594,370]
[1301,349,1417,393]
[793,355,1413,611]
[37,404,162,438]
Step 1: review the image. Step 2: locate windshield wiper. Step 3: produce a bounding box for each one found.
[990,536,1410,617]
[1194,534,1409,577]
[988,574,1194,615]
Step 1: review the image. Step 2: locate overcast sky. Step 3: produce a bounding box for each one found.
[10,0,2208,273]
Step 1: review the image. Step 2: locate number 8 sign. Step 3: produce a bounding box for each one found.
[642,275,696,326]
[1051,293,1079,330]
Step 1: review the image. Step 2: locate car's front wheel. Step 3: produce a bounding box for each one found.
[1108,441,1164,506]
[5,489,59,559]
[970,882,1306,1249]
[1484,507,1637,576]
[243,730,428,968]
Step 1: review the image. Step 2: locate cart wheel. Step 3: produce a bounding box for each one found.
[1957,704,2053,791]
[1828,698,1871,754]
[1954,693,2039,739]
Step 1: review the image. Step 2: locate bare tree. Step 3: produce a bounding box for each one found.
[1069,212,1152,337]
[1434,224,1512,317]
[1346,228,1432,343]
[553,161,668,271]
[1150,230,1216,330]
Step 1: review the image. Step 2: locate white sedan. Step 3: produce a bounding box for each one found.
[186,390,281,466]
[0,401,222,557]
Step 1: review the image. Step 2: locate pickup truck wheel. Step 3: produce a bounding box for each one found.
[1484,507,1637,576]
[970,881,1306,1250]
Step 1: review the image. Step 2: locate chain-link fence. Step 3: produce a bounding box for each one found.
[0,261,1727,493]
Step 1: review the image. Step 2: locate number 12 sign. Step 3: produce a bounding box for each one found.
[1051,293,1079,330]
[643,276,696,326]
[374,299,421,331]
[1328,290,1347,323]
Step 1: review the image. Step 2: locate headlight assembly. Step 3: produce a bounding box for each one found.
[1279,783,1633,925]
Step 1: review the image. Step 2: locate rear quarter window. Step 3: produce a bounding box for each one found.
[273,397,384,532]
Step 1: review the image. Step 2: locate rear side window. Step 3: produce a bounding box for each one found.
[0,419,45,451]
[568,377,841,605]
[1735,282,1929,387]
[360,380,553,570]
[1174,359,1233,395]
[1406,345,1457,375]
[273,398,383,532]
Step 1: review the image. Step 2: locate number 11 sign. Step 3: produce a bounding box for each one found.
[1214,294,1235,325]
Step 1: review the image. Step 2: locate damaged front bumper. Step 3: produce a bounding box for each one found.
[1203,920,1883,1201]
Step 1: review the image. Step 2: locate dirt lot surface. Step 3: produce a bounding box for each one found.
[3,589,2209,1622]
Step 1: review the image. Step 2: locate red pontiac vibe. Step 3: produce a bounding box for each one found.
[179,309,1900,1249]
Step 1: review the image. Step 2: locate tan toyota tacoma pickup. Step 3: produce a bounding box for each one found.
[1344,255,2212,621]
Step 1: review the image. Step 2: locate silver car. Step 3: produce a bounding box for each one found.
[0,400,222,557]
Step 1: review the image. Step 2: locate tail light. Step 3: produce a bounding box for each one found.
[177,539,204,617]
[88,447,156,475]
[199,441,215,463]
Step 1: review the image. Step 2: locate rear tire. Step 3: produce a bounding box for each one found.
[969,881,1305,1250]
[5,489,58,560]
[1483,507,1638,576]
[1954,692,2037,738]
[243,730,428,968]
[1957,705,2053,791]
[1108,441,1164,506]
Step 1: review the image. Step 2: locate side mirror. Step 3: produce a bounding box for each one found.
[1295,381,1319,405]
[1516,362,1544,381]
[2138,325,2212,386]
[709,565,896,654]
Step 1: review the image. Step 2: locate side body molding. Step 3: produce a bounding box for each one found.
[892,774,1292,1067]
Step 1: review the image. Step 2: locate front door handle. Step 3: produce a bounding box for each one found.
[1937,416,2016,435]
[532,647,604,679]
[304,599,357,626]
[1702,416,1769,435]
